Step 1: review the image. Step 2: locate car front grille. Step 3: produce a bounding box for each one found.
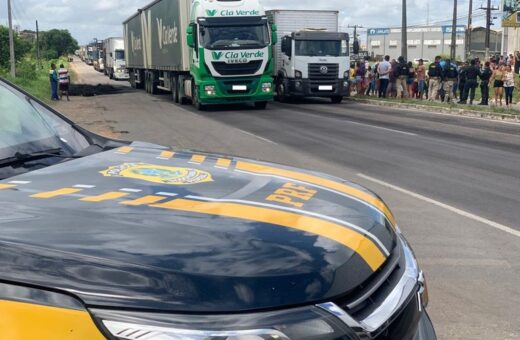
[212,61,262,76]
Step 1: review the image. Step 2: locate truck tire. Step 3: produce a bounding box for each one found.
[254,101,268,110]
[330,96,343,104]
[129,71,136,89]
[276,78,289,103]
[109,69,114,80]
[171,75,179,103]
[192,83,205,111]
[149,72,158,95]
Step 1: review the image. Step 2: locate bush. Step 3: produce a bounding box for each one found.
[16,60,38,80]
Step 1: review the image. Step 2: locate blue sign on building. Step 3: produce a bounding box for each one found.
[442,25,466,33]
[367,28,390,36]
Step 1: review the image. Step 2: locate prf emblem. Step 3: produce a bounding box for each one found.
[266,183,317,208]
[101,163,213,185]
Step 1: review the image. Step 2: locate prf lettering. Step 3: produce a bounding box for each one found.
[266,183,317,208]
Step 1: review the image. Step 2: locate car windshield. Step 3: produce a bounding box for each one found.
[0,81,90,173]
[200,24,269,49]
[294,40,348,57]
[115,50,125,60]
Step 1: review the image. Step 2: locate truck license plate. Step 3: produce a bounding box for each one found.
[232,85,247,91]
[319,85,333,91]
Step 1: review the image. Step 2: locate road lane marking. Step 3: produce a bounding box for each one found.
[344,120,418,136]
[0,184,16,190]
[237,129,278,145]
[357,173,520,238]
[155,192,178,197]
[32,188,82,198]
[150,198,386,271]
[189,154,206,165]
[120,188,142,193]
[186,195,390,256]
[80,192,129,202]
[235,161,397,227]
[8,181,31,184]
[121,195,167,206]
[73,184,96,189]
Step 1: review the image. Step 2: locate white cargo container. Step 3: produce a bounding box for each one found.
[103,37,128,80]
[267,10,350,103]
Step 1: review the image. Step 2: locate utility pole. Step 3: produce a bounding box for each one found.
[402,0,407,60]
[7,0,16,77]
[348,24,363,56]
[467,0,473,60]
[36,20,40,68]
[481,0,499,60]
[450,0,457,60]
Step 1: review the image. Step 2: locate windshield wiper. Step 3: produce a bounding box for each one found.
[0,148,79,168]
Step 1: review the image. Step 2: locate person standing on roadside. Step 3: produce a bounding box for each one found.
[396,56,409,98]
[416,59,426,99]
[407,61,416,98]
[459,59,480,105]
[49,63,59,101]
[490,64,505,106]
[377,55,391,98]
[503,65,517,108]
[442,59,458,103]
[515,51,520,74]
[427,56,442,101]
[58,64,70,101]
[457,62,467,101]
[478,61,492,105]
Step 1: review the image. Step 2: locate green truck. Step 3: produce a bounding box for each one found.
[123,0,276,110]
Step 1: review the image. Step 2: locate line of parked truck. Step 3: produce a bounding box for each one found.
[80,0,356,110]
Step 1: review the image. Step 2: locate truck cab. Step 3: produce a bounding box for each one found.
[277,30,350,103]
[186,0,276,109]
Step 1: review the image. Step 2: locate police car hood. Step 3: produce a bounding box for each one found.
[0,142,396,312]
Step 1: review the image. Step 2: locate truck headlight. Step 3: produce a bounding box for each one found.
[295,70,302,78]
[204,85,216,96]
[94,306,360,340]
[262,82,272,93]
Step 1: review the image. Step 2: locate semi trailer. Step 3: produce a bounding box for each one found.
[267,10,351,103]
[123,0,276,110]
[103,37,129,80]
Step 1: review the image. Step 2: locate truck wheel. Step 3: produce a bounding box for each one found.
[171,75,179,103]
[276,79,289,103]
[109,70,114,80]
[254,101,268,110]
[149,72,158,95]
[192,83,205,111]
[129,71,136,89]
[331,96,343,104]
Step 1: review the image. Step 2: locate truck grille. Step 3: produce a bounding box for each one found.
[212,61,262,76]
[308,63,339,82]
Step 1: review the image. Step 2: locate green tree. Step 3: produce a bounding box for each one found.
[0,26,33,69]
[40,29,78,59]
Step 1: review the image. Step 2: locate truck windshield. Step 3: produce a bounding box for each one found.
[115,50,125,60]
[200,24,269,50]
[295,40,347,57]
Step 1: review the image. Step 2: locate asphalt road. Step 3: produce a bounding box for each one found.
[58,59,520,339]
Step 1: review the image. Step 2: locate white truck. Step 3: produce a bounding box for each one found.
[103,37,129,80]
[267,10,350,103]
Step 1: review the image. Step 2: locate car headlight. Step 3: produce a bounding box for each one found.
[93,305,360,340]
[262,82,272,93]
[204,85,216,96]
[294,70,302,78]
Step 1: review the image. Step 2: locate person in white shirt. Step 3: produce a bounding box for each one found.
[377,55,391,98]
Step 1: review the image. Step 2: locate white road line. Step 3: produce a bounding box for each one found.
[120,188,142,193]
[345,120,418,136]
[8,181,31,184]
[237,129,279,145]
[155,192,178,197]
[73,184,96,189]
[357,173,520,238]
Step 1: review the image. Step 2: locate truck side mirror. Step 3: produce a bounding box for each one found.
[187,25,195,48]
[271,24,278,45]
[353,40,360,55]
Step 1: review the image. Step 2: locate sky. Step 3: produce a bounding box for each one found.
[0,0,501,45]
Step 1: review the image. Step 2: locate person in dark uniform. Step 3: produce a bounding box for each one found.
[427,56,443,101]
[479,61,492,105]
[457,62,467,101]
[442,59,458,103]
[458,59,481,105]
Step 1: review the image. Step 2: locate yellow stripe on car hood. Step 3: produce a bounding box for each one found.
[236,161,397,227]
[151,198,387,271]
[0,300,105,340]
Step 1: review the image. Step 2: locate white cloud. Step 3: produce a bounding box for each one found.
[0,0,493,45]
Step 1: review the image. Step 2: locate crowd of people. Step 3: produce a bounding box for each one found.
[351,52,520,108]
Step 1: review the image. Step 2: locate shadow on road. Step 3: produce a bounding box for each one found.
[69,84,136,97]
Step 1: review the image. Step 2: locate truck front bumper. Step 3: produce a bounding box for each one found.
[288,78,350,97]
[198,75,274,105]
